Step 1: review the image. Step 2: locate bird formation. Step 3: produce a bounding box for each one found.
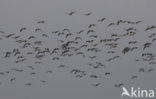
[0,11,156,88]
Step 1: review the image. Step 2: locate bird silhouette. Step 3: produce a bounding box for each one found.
[67,11,76,16]
[20,27,26,32]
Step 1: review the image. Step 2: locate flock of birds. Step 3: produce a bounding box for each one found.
[0,11,156,88]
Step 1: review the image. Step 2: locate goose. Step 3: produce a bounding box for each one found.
[143,42,151,50]
[139,68,145,72]
[75,36,82,41]
[67,11,76,16]
[88,24,95,28]
[28,36,35,40]
[145,25,156,31]
[89,56,96,59]
[91,83,101,87]
[0,30,5,34]
[0,72,5,75]
[107,23,116,27]
[4,52,11,58]
[90,75,99,78]
[131,75,138,79]
[35,28,42,32]
[148,68,154,72]
[42,34,49,38]
[37,20,45,24]
[46,70,53,74]
[153,38,156,42]
[114,83,124,88]
[12,36,21,39]
[98,18,105,22]
[25,83,32,86]
[52,57,60,60]
[105,72,111,76]
[30,72,36,75]
[122,47,130,54]
[20,27,26,32]
[77,30,84,34]
[57,65,68,68]
[83,12,92,16]
[89,35,98,38]
[40,80,46,83]
[87,30,95,34]
[5,34,15,38]
[10,78,16,82]
[27,66,34,70]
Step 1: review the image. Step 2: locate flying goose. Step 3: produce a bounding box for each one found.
[67,11,76,16]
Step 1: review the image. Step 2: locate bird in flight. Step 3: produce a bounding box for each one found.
[83,12,92,16]
[67,11,76,16]
[20,27,26,32]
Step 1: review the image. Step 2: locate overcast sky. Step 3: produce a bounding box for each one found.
[0,0,156,99]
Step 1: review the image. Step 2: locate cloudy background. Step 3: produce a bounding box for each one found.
[0,0,156,99]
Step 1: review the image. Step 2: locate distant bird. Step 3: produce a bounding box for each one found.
[5,34,15,38]
[12,36,21,39]
[25,83,32,86]
[57,65,68,68]
[114,83,124,88]
[98,18,105,22]
[128,41,137,44]
[122,47,130,54]
[148,33,156,38]
[0,30,5,34]
[27,66,34,70]
[42,34,49,38]
[67,11,76,16]
[4,52,11,58]
[143,42,151,50]
[0,72,5,75]
[83,12,92,16]
[34,61,43,64]
[87,30,95,34]
[52,57,60,60]
[76,52,85,57]
[91,83,101,87]
[88,24,95,28]
[152,37,156,42]
[89,35,98,38]
[89,56,96,59]
[28,36,35,40]
[107,23,115,27]
[90,75,99,78]
[77,30,84,34]
[105,72,111,76]
[35,28,42,32]
[37,20,45,24]
[10,78,16,82]
[107,51,115,54]
[139,68,145,72]
[20,27,26,32]
[34,41,42,45]
[40,80,46,83]
[148,68,154,72]
[131,75,138,79]
[145,25,156,31]
[46,70,53,74]
[30,72,36,75]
